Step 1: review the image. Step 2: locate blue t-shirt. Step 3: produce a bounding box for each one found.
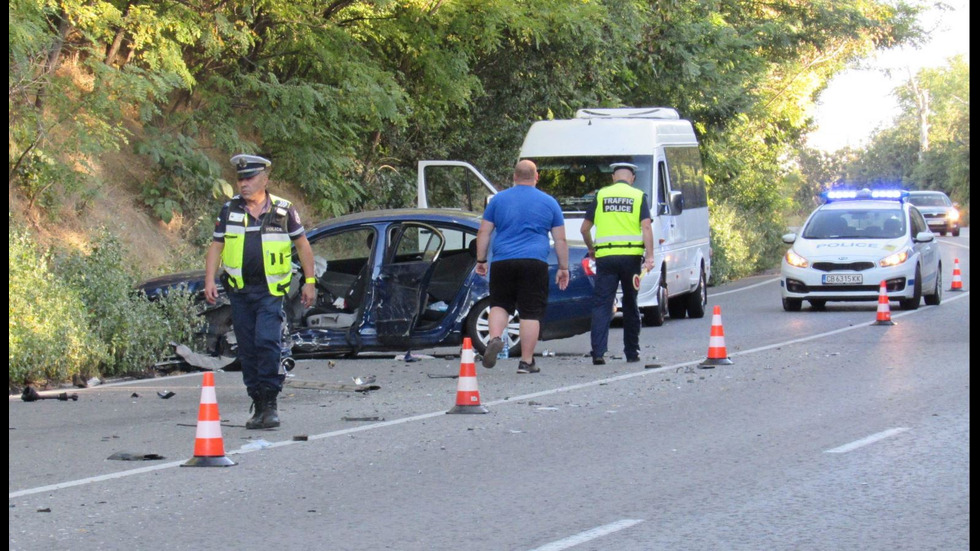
[483,185,564,262]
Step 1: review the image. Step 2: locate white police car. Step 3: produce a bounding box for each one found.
[780,189,943,311]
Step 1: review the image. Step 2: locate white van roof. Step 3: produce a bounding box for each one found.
[575,107,680,120]
[521,116,697,157]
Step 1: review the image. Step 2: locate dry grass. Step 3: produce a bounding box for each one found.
[10,145,319,279]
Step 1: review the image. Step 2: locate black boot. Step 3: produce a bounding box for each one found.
[245,388,265,430]
[258,386,281,429]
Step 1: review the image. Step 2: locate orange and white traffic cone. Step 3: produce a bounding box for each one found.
[950,258,963,291]
[447,337,489,414]
[699,305,733,368]
[182,372,236,467]
[873,280,895,326]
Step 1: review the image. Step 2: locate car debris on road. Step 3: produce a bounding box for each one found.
[284,378,380,393]
[20,386,78,402]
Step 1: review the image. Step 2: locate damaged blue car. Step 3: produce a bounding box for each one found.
[138,208,596,358]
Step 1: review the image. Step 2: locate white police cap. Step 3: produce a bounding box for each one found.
[610,162,638,173]
[230,154,271,179]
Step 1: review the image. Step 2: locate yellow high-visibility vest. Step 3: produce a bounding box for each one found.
[221,194,293,296]
[593,182,645,258]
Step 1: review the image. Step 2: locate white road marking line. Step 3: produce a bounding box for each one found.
[528,519,644,551]
[9,293,970,499]
[936,238,970,251]
[709,277,779,297]
[825,427,910,454]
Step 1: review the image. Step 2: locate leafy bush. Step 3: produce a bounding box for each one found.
[707,202,753,284]
[135,131,232,224]
[54,228,205,379]
[10,151,91,215]
[9,222,107,386]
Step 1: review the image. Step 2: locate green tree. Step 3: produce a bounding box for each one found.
[617,0,922,278]
[825,56,969,212]
[903,56,970,205]
[9,0,198,214]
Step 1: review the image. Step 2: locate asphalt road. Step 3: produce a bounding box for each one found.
[9,231,970,551]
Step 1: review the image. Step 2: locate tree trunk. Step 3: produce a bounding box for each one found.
[105,2,133,66]
[106,29,126,66]
[908,72,930,162]
[34,9,71,110]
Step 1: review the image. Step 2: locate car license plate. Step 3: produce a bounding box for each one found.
[823,274,862,285]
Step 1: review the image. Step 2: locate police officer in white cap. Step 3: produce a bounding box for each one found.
[204,153,316,429]
[579,162,654,365]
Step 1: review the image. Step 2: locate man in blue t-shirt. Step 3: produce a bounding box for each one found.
[474,159,569,374]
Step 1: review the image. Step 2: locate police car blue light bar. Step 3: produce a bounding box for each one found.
[821,188,908,203]
[825,190,858,200]
[870,189,906,199]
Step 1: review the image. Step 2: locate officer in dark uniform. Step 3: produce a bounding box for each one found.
[204,154,316,429]
[579,162,655,365]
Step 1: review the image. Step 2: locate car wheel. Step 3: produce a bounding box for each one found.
[809,299,827,311]
[214,331,237,357]
[782,297,802,312]
[642,283,667,327]
[899,266,922,310]
[686,267,707,318]
[939,230,947,236]
[952,228,960,237]
[667,296,687,319]
[465,298,520,356]
[924,265,943,306]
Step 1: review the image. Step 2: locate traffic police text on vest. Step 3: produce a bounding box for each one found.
[593,162,645,257]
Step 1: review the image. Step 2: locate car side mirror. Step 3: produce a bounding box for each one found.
[914,231,935,243]
[669,190,684,215]
[782,233,797,244]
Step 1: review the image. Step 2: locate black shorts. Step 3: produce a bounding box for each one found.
[488,259,549,320]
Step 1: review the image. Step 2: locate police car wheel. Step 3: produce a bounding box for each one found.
[782,297,802,312]
[899,266,922,310]
[924,268,943,306]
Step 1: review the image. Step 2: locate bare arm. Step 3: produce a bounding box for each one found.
[474,220,494,277]
[641,218,654,272]
[293,235,317,308]
[551,225,570,291]
[204,241,224,305]
[579,219,595,258]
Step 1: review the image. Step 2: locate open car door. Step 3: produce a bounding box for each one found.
[374,222,445,344]
[417,161,497,213]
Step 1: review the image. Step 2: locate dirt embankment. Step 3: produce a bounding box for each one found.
[10,148,314,279]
